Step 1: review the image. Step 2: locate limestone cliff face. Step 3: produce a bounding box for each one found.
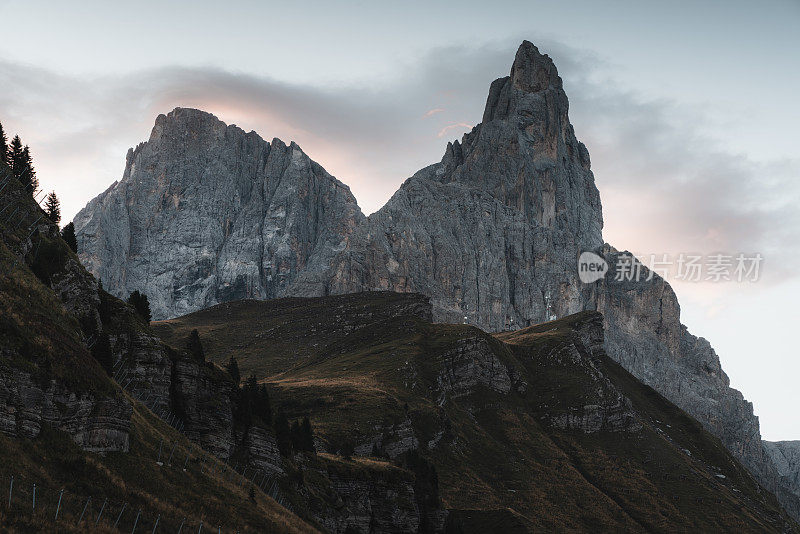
[767,442,800,495]
[73,41,798,518]
[75,107,364,320]
[765,442,800,519]
[595,246,792,510]
[317,41,602,329]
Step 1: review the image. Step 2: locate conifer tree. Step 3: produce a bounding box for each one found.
[226,356,241,385]
[300,416,315,453]
[45,191,61,225]
[257,384,272,425]
[184,328,204,360]
[274,411,292,457]
[290,420,302,451]
[128,290,152,324]
[9,135,24,179]
[0,121,8,166]
[20,146,37,191]
[9,137,37,191]
[61,222,78,253]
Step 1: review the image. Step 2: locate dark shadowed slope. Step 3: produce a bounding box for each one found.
[154,294,798,533]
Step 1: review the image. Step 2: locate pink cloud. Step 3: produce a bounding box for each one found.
[437,122,472,138]
[422,108,445,118]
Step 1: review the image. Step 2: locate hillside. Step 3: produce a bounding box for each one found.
[0,166,316,532]
[154,294,799,532]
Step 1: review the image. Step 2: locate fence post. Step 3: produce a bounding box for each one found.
[168,441,177,466]
[96,497,108,525]
[131,509,141,533]
[8,475,12,509]
[151,513,160,533]
[54,489,64,520]
[114,502,128,529]
[78,496,91,525]
[32,483,36,512]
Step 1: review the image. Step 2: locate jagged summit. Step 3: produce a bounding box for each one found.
[510,40,563,93]
[482,40,566,124]
[75,106,363,320]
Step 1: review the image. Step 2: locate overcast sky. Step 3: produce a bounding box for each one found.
[1,0,798,440]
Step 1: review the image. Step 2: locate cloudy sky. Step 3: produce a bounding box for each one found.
[1,0,798,439]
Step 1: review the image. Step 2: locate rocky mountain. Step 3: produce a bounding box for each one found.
[75,108,363,320]
[74,41,800,519]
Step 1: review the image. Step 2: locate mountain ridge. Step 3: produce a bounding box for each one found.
[73,41,800,520]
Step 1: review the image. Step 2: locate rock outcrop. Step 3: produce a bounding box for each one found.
[75,108,364,320]
[767,442,800,493]
[74,41,799,519]
[0,362,131,452]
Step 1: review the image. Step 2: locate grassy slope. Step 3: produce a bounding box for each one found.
[151,292,428,378]
[0,230,113,398]
[0,402,316,533]
[155,297,799,533]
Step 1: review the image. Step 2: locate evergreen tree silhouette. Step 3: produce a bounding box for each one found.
[185,328,204,360]
[0,121,8,166]
[9,135,24,180]
[61,222,78,253]
[45,191,61,225]
[127,290,152,324]
[226,356,241,385]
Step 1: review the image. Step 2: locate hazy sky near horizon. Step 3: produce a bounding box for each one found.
[0,0,798,439]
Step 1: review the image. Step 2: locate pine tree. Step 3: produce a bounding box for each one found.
[226,356,241,385]
[300,416,315,453]
[21,146,37,191]
[127,290,152,324]
[61,222,78,253]
[45,191,61,225]
[274,411,292,457]
[10,139,37,192]
[246,373,258,393]
[0,121,8,166]
[257,384,272,425]
[290,419,302,451]
[185,328,204,360]
[9,135,24,180]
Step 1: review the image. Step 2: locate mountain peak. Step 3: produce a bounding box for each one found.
[510,40,562,93]
[482,41,565,123]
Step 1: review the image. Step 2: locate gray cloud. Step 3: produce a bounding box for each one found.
[1,37,797,287]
